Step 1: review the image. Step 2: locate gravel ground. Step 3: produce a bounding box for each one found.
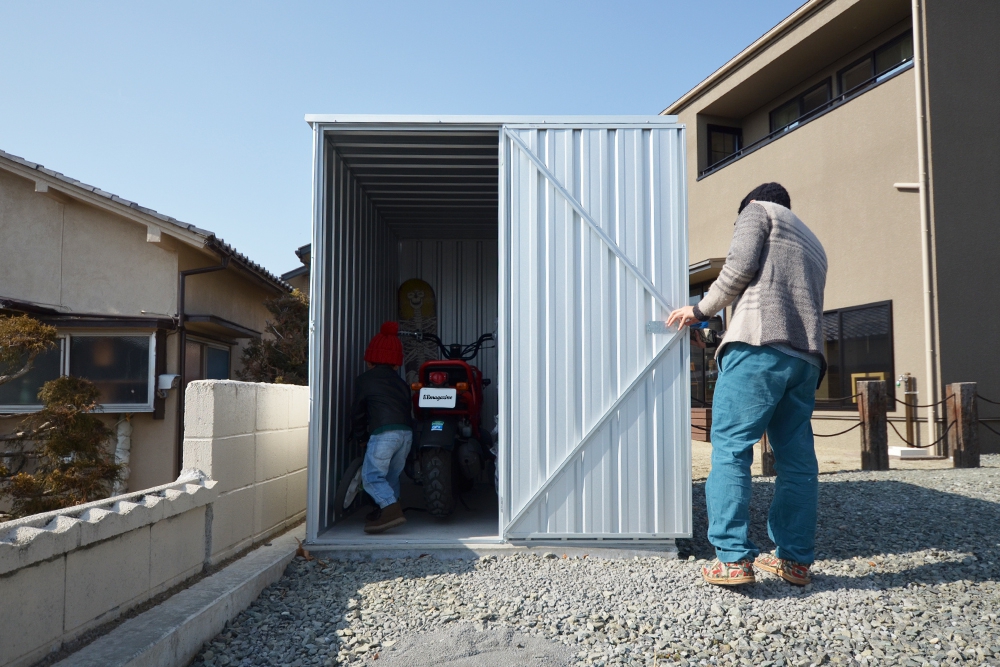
[189,455,1000,667]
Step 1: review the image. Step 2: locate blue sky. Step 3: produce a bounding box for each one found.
[0,1,803,276]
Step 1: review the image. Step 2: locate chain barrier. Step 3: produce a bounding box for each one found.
[976,393,1000,405]
[814,421,862,438]
[978,420,1000,438]
[888,419,954,449]
[893,395,953,409]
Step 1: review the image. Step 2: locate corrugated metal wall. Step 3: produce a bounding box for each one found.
[396,239,500,421]
[500,125,690,540]
[309,144,397,533]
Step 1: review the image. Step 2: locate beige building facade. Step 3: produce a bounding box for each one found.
[663,0,1000,453]
[0,150,290,491]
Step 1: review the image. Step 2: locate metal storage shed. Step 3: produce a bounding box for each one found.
[305,116,691,548]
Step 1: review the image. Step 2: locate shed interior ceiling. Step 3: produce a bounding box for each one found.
[326,129,499,240]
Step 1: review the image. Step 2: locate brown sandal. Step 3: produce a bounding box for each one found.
[701,559,756,586]
[755,552,811,586]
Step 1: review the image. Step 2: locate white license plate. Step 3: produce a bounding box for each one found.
[419,387,457,408]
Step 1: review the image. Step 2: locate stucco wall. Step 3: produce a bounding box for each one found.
[0,168,178,316]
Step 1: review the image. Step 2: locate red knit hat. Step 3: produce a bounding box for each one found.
[364,321,403,366]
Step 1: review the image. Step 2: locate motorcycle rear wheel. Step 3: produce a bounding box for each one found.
[332,456,367,519]
[420,448,454,518]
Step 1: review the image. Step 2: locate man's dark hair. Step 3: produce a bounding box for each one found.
[738,182,791,214]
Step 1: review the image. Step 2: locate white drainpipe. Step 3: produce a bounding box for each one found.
[114,415,133,495]
[910,0,942,452]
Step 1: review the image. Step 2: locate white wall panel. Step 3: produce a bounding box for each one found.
[500,125,690,540]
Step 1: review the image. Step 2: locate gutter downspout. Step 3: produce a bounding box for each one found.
[910,0,942,453]
[175,257,230,476]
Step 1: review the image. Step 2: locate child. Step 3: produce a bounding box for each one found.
[351,321,413,534]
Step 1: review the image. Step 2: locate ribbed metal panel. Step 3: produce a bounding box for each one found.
[499,125,690,540]
[308,143,397,536]
[396,239,499,421]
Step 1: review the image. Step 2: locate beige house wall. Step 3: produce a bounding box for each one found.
[681,71,926,416]
[0,161,289,490]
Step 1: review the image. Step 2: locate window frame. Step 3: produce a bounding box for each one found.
[815,300,895,411]
[0,331,157,413]
[838,31,914,96]
[184,336,233,383]
[769,78,833,133]
[706,125,744,170]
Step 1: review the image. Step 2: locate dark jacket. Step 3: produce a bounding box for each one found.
[350,365,413,440]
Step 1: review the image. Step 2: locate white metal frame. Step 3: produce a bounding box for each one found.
[305,116,686,545]
[498,124,689,541]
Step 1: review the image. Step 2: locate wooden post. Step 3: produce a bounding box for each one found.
[760,433,776,476]
[858,380,889,471]
[947,382,979,468]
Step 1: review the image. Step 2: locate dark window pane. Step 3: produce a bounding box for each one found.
[801,82,831,115]
[0,343,62,406]
[876,33,914,75]
[770,99,799,132]
[70,336,150,405]
[184,341,204,385]
[840,305,893,400]
[816,314,841,401]
[708,127,741,167]
[206,347,230,380]
[840,58,873,94]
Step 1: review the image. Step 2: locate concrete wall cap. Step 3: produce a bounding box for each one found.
[0,472,219,575]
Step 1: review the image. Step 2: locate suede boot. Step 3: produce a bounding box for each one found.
[364,502,406,534]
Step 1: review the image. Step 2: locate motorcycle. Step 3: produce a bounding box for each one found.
[330,331,495,521]
[403,331,495,518]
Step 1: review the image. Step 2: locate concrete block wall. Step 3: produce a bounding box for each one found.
[0,473,218,667]
[0,380,310,667]
[182,380,308,564]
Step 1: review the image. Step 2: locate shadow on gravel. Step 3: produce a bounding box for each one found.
[677,477,1000,592]
[188,554,480,667]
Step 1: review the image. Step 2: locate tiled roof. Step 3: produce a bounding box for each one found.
[0,148,290,293]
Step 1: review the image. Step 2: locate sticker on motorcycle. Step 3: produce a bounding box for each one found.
[430,420,445,431]
[419,387,457,408]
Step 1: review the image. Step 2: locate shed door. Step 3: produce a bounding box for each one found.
[498,124,690,541]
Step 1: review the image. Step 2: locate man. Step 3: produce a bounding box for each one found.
[351,321,414,534]
[667,183,827,586]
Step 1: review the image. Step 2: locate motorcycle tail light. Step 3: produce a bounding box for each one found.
[456,382,469,391]
[410,383,422,391]
[429,371,449,386]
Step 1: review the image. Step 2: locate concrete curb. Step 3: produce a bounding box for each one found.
[53,525,304,667]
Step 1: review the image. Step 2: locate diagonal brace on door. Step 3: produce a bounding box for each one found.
[504,325,686,536]
[504,128,676,314]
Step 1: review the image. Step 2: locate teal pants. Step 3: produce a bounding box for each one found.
[707,342,820,565]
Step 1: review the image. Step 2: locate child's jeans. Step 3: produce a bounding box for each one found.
[362,429,413,508]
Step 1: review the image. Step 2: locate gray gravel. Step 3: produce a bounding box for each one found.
[189,456,1000,666]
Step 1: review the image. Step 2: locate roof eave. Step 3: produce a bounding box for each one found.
[661,0,834,116]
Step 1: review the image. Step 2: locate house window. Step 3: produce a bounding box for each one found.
[839,32,914,95]
[816,301,894,409]
[707,125,743,168]
[184,339,231,384]
[0,333,156,413]
[0,340,64,407]
[70,335,153,408]
[769,79,832,133]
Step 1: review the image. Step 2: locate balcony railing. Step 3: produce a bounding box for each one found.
[698,59,914,180]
